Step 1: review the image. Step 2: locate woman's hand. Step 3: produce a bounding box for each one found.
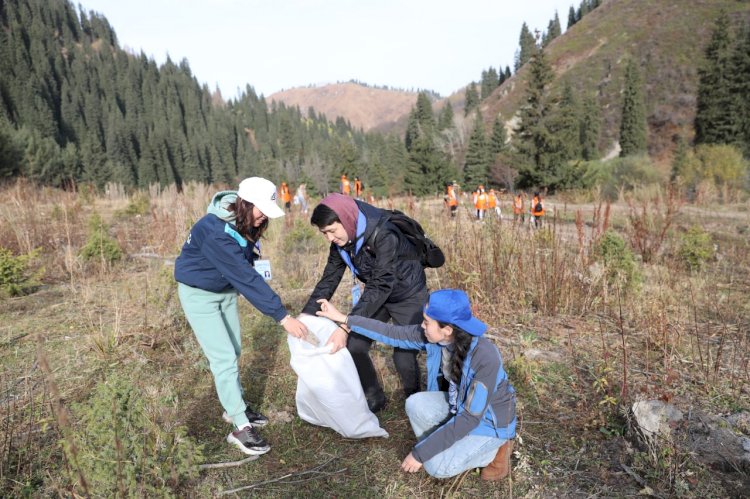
[316,299,347,323]
[326,325,349,354]
[400,452,423,473]
[281,316,308,339]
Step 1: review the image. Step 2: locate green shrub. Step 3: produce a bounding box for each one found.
[583,155,663,201]
[79,214,123,264]
[118,193,151,217]
[594,230,640,291]
[0,247,43,297]
[678,226,714,271]
[282,217,327,254]
[68,373,202,496]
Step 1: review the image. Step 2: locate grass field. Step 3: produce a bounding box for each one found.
[1,180,749,497]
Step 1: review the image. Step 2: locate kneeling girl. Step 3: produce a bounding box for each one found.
[317,289,516,480]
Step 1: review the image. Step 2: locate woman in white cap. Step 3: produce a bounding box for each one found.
[174,177,308,456]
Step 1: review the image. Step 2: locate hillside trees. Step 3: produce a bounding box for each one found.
[464,82,479,116]
[403,91,453,194]
[619,59,648,157]
[0,0,391,193]
[695,14,750,157]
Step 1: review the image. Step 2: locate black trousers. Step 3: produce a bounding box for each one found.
[347,287,428,400]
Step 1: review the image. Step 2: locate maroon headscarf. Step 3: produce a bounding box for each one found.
[320,193,358,242]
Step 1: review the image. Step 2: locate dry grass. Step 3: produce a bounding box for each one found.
[0,180,748,496]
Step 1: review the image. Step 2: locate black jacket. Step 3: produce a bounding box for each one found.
[302,201,427,318]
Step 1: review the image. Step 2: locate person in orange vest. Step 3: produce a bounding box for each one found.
[444,182,458,217]
[354,176,363,199]
[530,192,545,229]
[475,185,488,220]
[512,193,525,225]
[280,182,292,213]
[488,189,501,219]
[340,174,351,196]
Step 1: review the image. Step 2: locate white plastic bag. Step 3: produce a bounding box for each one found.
[287,315,388,439]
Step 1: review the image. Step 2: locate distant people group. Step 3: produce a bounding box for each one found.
[175,175,518,482]
[446,182,546,227]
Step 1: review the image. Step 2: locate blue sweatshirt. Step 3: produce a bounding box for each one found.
[174,191,288,322]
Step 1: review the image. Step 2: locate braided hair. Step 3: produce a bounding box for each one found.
[439,321,474,383]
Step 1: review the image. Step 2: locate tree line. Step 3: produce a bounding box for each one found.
[0,0,417,196]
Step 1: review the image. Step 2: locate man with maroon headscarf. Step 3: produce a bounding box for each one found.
[301,194,428,413]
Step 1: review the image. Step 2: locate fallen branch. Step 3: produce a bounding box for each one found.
[219,456,345,495]
[198,455,260,470]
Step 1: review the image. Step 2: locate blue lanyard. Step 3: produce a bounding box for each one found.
[337,210,367,277]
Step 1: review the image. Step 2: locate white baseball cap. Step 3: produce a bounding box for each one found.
[237,177,285,219]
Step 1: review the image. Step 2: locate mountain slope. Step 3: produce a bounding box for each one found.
[269,83,419,132]
[482,0,750,159]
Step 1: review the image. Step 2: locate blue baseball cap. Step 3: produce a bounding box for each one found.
[424,289,487,336]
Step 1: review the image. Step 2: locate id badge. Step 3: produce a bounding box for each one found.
[351,282,362,306]
[254,259,272,281]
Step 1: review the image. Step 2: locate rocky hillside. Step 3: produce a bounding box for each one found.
[481,0,750,159]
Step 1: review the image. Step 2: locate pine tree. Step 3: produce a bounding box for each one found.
[734,22,750,156]
[464,83,479,116]
[480,67,499,100]
[515,49,557,188]
[543,12,562,47]
[437,102,454,131]
[463,112,490,187]
[695,12,739,146]
[619,58,648,157]
[567,6,577,29]
[515,22,537,71]
[490,116,507,155]
[580,94,601,160]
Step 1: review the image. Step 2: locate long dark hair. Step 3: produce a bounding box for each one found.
[228,198,268,242]
[439,321,474,383]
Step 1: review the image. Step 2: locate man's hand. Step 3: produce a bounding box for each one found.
[281,316,308,339]
[400,452,423,473]
[326,325,348,354]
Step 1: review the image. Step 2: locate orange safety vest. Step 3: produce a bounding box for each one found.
[447,185,458,207]
[513,196,523,214]
[354,179,362,196]
[341,177,350,195]
[488,193,497,209]
[475,192,488,210]
[531,196,545,216]
[280,184,291,203]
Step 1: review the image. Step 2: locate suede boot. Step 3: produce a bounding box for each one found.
[481,439,513,481]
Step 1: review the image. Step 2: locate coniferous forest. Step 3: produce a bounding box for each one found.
[0,0,414,195]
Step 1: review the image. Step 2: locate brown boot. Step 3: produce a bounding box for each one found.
[481,439,514,481]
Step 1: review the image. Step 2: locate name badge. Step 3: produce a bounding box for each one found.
[255,259,272,281]
[351,283,362,306]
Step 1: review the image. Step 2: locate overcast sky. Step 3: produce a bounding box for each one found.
[79,0,574,98]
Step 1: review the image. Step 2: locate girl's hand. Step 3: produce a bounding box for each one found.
[326,325,349,354]
[400,452,423,473]
[316,299,347,323]
[282,316,308,339]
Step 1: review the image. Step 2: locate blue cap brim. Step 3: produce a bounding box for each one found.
[455,316,487,336]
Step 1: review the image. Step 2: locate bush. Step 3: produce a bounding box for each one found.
[583,155,663,201]
[79,214,123,264]
[594,230,640,291]
[68,372,202,496]
[678,226,714,271]
[119,193,151,217]
[0,247,43,297]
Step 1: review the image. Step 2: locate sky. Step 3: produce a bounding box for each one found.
[79,0,574,98]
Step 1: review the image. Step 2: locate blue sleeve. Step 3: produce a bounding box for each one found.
[200,231,288,322]
[347,316,426,351]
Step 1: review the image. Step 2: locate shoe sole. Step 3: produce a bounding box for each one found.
[226,434,271,456]
[222,411,268,427]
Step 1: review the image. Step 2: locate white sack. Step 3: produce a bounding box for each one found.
[288,315,388,439]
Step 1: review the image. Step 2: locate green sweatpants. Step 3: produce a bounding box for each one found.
[178,283,250,428]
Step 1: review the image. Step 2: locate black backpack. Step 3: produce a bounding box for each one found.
[370,210,445,268]
[535,201,543,212]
